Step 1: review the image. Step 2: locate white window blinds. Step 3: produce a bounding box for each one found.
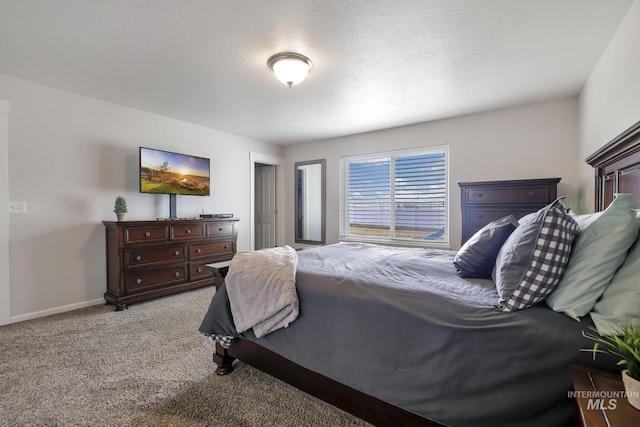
[340,146,448,245]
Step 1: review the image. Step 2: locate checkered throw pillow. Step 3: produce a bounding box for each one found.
[494,199,580,311]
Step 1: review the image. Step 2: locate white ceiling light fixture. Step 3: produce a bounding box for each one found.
[267,52,313,88]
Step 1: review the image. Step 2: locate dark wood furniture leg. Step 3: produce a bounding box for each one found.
[213,342,235,375]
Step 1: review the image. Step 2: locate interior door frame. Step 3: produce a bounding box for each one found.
[0,99,11,325]
[249,152,282,251]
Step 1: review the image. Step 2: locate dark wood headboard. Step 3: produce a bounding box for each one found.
[586,120,640,211]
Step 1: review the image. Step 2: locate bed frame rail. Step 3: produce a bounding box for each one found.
[214,340,443,427]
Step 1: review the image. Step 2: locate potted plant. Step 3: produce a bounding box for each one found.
[113,196,128,221]
[583,324,640,410]
[564,198,588,215]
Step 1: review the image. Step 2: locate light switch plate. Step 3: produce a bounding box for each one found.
[8,201,26,214]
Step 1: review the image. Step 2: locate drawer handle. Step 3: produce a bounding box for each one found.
[197,267,202,273]
[477,214,483,219]
[174,272,180,277]
[135,255,142,261]
[224,245,228,249]
[145,232,151,237]
[186,229,191,234]
[528,191,535,197]
[196,248,202,253]
[136,279,142,284]
[477,192,483,197]
[174,251,180,256]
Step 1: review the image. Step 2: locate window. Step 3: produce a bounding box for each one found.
[340,146,448,246]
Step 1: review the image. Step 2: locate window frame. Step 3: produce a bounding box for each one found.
[339,145,449,248]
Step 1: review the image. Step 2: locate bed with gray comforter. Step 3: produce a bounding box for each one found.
[199,242,602,427]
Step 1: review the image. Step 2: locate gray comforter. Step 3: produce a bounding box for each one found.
[199,242,607,427]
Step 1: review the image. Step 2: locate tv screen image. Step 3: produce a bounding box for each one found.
[140,147,210,197]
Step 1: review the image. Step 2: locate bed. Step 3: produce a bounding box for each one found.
[199,120,640,427]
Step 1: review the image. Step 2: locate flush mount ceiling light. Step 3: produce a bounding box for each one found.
[267,52,313,88]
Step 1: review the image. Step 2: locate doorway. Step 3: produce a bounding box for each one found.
[249,152,281,251]
[254,163,276,249]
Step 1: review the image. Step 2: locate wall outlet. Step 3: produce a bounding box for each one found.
[8,201,26,214]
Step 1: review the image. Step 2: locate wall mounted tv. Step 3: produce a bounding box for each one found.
[139,147,210,218]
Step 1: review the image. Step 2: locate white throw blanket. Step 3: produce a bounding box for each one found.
[225,245,299,338]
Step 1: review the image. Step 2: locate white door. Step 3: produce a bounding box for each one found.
[254,164,276,249]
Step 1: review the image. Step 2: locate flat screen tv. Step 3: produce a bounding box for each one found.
[140,147,210,219]
[140,147,210,197]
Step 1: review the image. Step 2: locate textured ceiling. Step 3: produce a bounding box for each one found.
[0,0,634,144]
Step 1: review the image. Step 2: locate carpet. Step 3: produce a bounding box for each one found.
[0,287,369,426]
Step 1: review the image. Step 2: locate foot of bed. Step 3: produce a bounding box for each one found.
[213,342,235,375]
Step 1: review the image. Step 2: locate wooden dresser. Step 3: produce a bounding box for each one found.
[103,218,238,310]
[458,178,560,244]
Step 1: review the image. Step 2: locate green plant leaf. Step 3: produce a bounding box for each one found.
[581,323,640,381]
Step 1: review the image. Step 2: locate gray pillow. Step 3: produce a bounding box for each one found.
[453,215,519,278]
[494,198,579,311]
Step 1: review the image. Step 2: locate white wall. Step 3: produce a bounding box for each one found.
[580,0,640,208]
[0,74,282,321]
[284,97,580,249]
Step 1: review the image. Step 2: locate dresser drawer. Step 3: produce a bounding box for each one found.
[124,244,187,269]
[190,261,215,281]
[170,224,206,241]
[206,222,236,238]
[124,225,169,245]
[190,240,235,260]
[464,208,534,227]
[464,186,552,205]
[465,210,514,227]
[125,266,187,293]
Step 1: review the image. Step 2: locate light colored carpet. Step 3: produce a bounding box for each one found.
[0,287,370,426]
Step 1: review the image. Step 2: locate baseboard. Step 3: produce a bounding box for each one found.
[10,298,105,324]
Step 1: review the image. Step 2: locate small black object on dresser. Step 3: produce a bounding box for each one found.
[458,178,560,245]
[103,218,238,310]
